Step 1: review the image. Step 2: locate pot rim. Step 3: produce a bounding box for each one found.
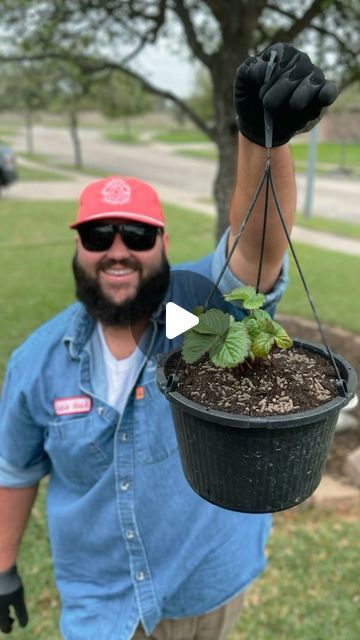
[156,339,358,429]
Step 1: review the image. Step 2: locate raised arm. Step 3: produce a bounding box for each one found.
[227,42,337,293]
[228,135,295,293]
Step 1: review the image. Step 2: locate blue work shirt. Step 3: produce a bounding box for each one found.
[0,230,288,639]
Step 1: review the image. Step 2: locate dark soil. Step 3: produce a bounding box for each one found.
[172,347,338,417]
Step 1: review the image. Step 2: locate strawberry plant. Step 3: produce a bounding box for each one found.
[182,285,292,368]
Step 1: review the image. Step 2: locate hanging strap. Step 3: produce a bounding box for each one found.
[166,51,348,397]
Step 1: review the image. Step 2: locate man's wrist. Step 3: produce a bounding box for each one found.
[0,565,21,595]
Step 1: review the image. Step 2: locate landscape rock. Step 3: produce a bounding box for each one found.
[306,474,360,509]
[343,447,360,487]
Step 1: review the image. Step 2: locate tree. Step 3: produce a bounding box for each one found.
[92,70,155,136]
[0,0,358,237]
[0,63,49,153]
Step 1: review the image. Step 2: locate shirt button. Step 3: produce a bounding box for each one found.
[120,432,128,442]
[126,529,135,540]
[97,406,104,416]
[120,480,130,491]
[136,571,145,581]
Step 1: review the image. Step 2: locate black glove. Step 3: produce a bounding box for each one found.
[0,565,28,634]
[234,42,338,147]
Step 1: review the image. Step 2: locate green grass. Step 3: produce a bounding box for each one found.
[1,199,359,638]
[153,128,209,144]
[104,130,141,144]
[18,165,71,181]
[18,152,51,164]
[295,214,360,240]
[53,162,110,178]
[177,142,360,176]
[290,142,360,168]
[229,508,360,640]
[278,243,360,332]
[177,147,217,159]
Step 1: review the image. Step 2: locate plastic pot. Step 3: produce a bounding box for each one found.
[157,340,357,513]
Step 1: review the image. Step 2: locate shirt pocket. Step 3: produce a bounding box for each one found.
[44,414,115,491]
[134,374,178,465]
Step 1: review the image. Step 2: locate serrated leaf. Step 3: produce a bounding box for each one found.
[273,323,293,349]
[224,286,265,310]
[252,332,275,358]
[210,322,251,368]
[182,330,216,364]
[243,316,261,339]
[192,305,204,317]
[194,309,230,336]
[253,308,275,333]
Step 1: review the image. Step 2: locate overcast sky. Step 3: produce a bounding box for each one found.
[134,41,196,98]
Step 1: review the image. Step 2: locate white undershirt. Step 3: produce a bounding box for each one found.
[97,323,143,414]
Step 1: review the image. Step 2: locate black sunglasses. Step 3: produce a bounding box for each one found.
[78,222,163,252]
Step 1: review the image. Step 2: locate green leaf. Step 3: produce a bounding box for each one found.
[253,309,275,333]
[243,316,261,339]
[194,309,230,336]
[192,305,204,317]
[273,322,293,349]
[210,322,251,368]
[252,332,275,358]
[182,330,216,364]
[223,285,265,310]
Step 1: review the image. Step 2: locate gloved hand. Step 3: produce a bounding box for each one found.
[234,42,338,147]
[0,565,28,634]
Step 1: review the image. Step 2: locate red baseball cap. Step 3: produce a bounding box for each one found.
[70,176,165,229]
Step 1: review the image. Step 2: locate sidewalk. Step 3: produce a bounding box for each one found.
[4,160,360,257]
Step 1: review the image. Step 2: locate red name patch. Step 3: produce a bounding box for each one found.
[53,396,92,416]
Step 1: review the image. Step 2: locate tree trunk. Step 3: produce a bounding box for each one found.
[211,60,240,241]
[24,110,34,155]
[213,129,238,240]
[69,111,82,169]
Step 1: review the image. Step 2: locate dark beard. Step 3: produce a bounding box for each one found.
[72,251,170,328]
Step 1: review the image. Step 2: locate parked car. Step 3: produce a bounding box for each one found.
[0,144,17,186]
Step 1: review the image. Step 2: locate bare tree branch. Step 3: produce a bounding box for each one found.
[266,0,357,57]
[172,0,213,67]
[0,51,216,140]
[269,0,328,43]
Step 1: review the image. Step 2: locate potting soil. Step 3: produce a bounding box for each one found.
[167,347,338,417]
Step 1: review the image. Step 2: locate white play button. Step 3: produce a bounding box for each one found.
[165,302,199,339]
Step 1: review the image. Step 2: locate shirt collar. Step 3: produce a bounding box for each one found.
[62,282,172,359]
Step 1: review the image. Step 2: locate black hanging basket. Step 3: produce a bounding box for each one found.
[157,52,357,513]
[157,340,357,513]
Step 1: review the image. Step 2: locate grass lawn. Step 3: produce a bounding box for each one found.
[295,214,360,240]
[0,199,359,639]
[17,165,71,181]
[153,128,209,144]
[176,142,360,176]
[290,142,360,168]
[104,130,141,144]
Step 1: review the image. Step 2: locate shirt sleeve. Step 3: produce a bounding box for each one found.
[0,359,50,488]
[211,228,289,317]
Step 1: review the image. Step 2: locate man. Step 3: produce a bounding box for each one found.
[0,43,336,639]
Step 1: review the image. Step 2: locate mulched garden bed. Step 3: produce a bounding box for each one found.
[278,316,360,481]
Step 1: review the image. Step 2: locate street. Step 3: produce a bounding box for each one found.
[12,125,360,223]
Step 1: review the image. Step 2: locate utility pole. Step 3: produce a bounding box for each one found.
[303,125,318,219]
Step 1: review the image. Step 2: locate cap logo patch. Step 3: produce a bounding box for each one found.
[101,178,131,205]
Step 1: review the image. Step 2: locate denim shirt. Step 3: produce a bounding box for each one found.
[0,231,288,640]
